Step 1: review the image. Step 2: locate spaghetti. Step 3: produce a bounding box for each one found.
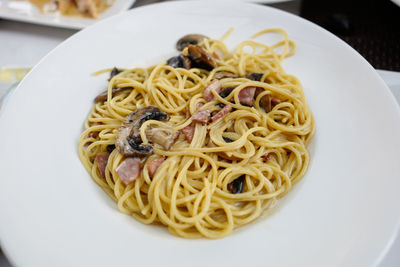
[78,28,315,239]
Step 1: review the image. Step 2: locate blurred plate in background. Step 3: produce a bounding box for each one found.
[0,0,136,29]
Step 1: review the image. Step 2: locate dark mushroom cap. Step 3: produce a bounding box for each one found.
[228,175,245,194]
[166,55,191,69]
[116,106,169,157]
[176,34,209,51]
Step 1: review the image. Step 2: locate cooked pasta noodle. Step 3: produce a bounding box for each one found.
[78,28,314,239]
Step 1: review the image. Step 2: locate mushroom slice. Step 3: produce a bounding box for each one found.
[187,45,217,71]
[228,175,245,194]
[116,106,169,157]
[145,127,179,150]
[246,73,263,81]
[166,55,191,69]
[176,34,209,51]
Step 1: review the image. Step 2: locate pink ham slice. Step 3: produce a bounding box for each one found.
[192,110,210,124]
[196,102,204,110]
[95,152,110,179]
[115,157,141,185]
[238,86,256,106]
[203,80,221,101]
[262,153,272,162]
[211,105,232,122]
[147,157,166,178]
[181,125,195,143]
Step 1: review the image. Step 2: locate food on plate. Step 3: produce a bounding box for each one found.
[27,0,113,18]
[78,28,315,238]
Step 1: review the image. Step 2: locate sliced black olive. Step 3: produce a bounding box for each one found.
[246,73,263,81]
[228,175,245,194]
[176,34,209,51]
[108,67,122,81]
[166,55,191,69]
[106,144,115,153]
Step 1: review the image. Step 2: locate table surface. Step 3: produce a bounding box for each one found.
[0,0,399,266]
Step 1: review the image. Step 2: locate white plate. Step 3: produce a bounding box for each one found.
[391,0,400,7]
[1,1,400,266]
[0,0,135,29]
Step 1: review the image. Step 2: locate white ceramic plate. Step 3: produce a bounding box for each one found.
[391,0,400,7]
[0,0,135,29]
[1,1,400,266]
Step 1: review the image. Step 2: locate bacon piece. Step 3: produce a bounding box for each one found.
[147,157,166,178]
[261,95,281,112]
[196,102,204,110]
[181,125,195,143]
[212,52,220,60]
[262,153,272,162]
[95,152,110,179]
[203,80,221,101]
[185,103,204,118]
[88,131,99,138]
[254,87,272,112]
[211,105,232,122]
[238,86,256,106]
[192,110,210,124]
[271,97,281,107]
[115,157,141,185]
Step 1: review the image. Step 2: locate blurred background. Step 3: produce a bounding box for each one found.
[0,0,399,266]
